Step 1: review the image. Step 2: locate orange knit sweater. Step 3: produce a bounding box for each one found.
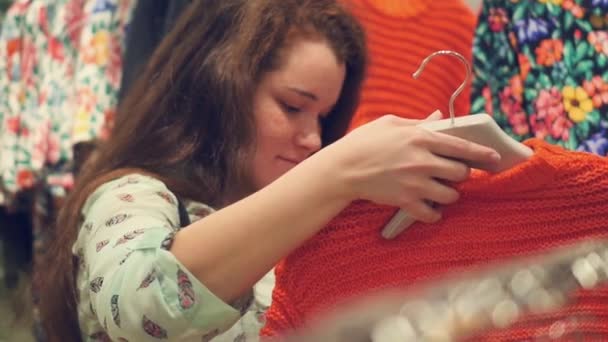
[343,0,476,129]
[261,139,608,340]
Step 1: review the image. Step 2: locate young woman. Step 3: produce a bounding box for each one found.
[40,0,500,340]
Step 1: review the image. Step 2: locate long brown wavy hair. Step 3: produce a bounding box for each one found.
[38,0,367,340]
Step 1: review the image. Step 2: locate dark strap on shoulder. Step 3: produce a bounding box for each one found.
[177,198,191,228]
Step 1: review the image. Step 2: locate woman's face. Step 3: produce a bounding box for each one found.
[249,38,346,190]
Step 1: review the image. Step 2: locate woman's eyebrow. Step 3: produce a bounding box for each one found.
[286,86,318,101]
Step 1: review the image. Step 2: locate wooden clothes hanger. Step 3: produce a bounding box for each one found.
[381,50,534,240]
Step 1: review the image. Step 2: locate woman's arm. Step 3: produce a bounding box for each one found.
[171,152,350,303]
[79,176,244,341]
[170,114,501,303]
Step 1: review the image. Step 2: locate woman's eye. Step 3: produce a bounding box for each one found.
[281,101,301,114]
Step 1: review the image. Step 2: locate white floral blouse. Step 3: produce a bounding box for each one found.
[73,174,273,341]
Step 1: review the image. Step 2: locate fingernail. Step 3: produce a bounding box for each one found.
[491,152,501,161]
[426,111,443,121]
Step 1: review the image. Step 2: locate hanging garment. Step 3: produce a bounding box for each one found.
[0,207,32,289]
[0,0,84,202]
[261,139,608,339]
[472,1,608,156]
[0,0,136,205]
[0,0,36,203]
[29,0,83,197]
[117,1,168,102]
[343,0,476,129]
[118,0,190,102]
[0,0,12,22]
[71,0,136,144]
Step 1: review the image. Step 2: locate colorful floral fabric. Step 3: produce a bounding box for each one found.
[72,0,133,144]
[0,0,37,203]
[74,174,270,341]
[472,0,608,156]
[0,0,134,205]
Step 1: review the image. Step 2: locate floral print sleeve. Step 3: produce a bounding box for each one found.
[471,0,608,156]
[73,174,249,341]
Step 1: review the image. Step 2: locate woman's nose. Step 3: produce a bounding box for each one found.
[296,123,322,153]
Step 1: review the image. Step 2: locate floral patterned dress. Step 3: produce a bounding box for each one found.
[0,0,134,205]
[472,0,608,156]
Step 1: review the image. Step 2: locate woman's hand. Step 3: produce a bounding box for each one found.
[170,111,500,303]
[322,111,501,223]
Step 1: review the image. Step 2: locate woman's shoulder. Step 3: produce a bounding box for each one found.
[80,172,216,221]
[81,173,177,215]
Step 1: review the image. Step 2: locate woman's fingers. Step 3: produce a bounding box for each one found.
[428,157,471,183]
[400,199,441,224]
[417,180,460,205]
[423,110,443,122]
[424,131,501,166]
[389,110,442,127]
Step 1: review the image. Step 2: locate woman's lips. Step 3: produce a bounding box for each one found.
[277,156,300,165]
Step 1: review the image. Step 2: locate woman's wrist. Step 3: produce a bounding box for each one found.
[302,146,358,206]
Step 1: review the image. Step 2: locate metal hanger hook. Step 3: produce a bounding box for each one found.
[412,50,472,126]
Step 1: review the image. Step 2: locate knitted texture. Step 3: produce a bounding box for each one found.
[261,139,608,340]
[343,0,476,130]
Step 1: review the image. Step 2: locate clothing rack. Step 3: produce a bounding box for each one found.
[0,1,190,340]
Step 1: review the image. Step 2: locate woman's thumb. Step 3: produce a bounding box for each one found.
[425,110,443,121]
[391,111,444,126]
